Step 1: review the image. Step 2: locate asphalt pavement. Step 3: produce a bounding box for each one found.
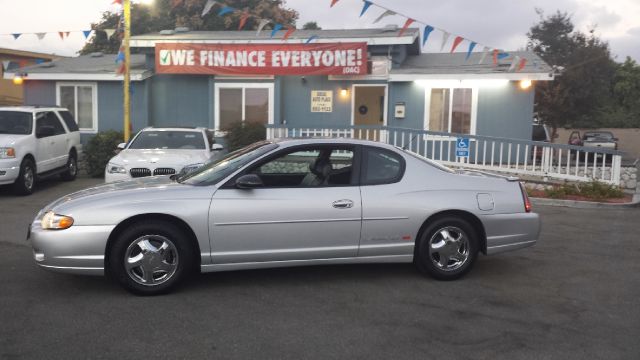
[0,177,638,359]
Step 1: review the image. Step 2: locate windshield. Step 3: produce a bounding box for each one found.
[0,111,32,135]
[179,141,278,186]
[584,132,613,140]
[129,131,206,150]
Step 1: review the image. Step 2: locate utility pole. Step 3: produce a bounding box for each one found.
[123,0,131,142]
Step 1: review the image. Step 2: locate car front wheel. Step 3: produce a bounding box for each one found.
[415,217,479,280]
[13,158,36,195]
[109,221,193,295]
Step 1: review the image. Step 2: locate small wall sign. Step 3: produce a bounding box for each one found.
[311,90,333,112]
[394,102,406,119]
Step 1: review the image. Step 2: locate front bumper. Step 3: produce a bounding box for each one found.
[104,171,131,183]
[480,212,540,255]
[0,158,20,185]
[29,221,115,275]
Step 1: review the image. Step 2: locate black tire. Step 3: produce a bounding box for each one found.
[60,151,77,181]
[108,221,194,295]
[415,216,479,281]
[13,158,36,195]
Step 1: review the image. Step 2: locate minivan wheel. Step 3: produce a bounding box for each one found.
[13,158,36,195]
[415,217,479,280]
[109,221,193,295]
[60,152,77,181]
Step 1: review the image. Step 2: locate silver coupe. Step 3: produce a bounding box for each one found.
[29,138,540,295]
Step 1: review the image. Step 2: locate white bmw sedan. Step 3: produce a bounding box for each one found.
[105,127,222,182]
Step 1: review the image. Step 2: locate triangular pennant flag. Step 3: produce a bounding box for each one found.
[373,10,396,24]
[330,0,339,7]
[18,60,28,68]
[83,30,92,39]
[12,33,21,40]
[35,32,46,40]
[305,35,319,44]
[492,49,499,66]
[35,59,45,64]
[64,31,70,38]
[508,56,520,72]
[465,42,477,60]
[270,23,283,38]
[422,25,434,46]
[201,0,216,17]
[478,46,491,64]
[256,19,270,36]
[58,32,66,40]
[218,6,234,16]
[238,10,250,30]
[116,62,125,75]
[360,1,373,17]
[116,50,125,64]
[1,61,11,71]
[517,58,528,72]
[112,0,123,4]
[398,18,415,37]
[104,29,116,38]
[283,27,296,40]
[497,52,510,60]
[439,31,450,52]
[450,36,464,53]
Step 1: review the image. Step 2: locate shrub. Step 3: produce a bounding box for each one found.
[84,130,124,177]
[223,121,266,152]
[543,180,624,200]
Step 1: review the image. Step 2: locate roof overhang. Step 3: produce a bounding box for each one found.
[130,35,418,48]
[2,71,153,82]
[388,72,555,82]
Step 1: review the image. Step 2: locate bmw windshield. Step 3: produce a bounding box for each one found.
[178,141,278,186]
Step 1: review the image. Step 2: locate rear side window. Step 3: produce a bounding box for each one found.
[361,147,405,185]
[58,111,79,132]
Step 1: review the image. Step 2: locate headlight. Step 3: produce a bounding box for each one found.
[107,163,127,174]
[0,147,16,159]
[180,163,204,175]
[41,211,74,230]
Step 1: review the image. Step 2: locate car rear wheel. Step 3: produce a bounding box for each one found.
[415,217,479,280]
[109,221,193,295]
[60,152,77,181]
[13,158,36,195]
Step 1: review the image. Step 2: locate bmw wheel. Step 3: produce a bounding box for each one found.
[415,217,479,280]
[109,221,194,295]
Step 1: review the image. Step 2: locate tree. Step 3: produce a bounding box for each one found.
[302,21,321,30]
[80,0,298,54]
[527,10,616,135]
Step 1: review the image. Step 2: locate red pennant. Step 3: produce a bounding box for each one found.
[283,27,296,40]
[330,0,339,7]
[238,11,250,30]
[18,60,28,68]
[112,0,122,4]
[116,62,125,75]
[492,49,499,66]
[450,36,464,53]
[397,18,415,37]
[517,58,528,72]
[58,32,65,40]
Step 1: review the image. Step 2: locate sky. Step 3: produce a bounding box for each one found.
[0,0,638,62]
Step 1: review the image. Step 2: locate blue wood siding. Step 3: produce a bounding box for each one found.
[23,81,55,106]
[149,75,210,128]
[476,82,534,140]
[387,81,425,129]
[97,82,149,133]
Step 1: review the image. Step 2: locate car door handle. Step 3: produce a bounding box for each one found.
[332,199,354,209]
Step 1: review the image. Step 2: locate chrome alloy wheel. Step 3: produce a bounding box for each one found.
[23,166,34,191]
[124,235,179,286]
[428,226,470,271]
[68,157,77,176]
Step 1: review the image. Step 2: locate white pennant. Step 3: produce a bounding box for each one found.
[201,0,216,17]
[256,19,270,36]
[35,32,46,40]
[2,60,11,71]
[508,55,520,72]
[439,31,450,52]
[104,29,116,38]
[373,10,396,24]
[478,46,491,64]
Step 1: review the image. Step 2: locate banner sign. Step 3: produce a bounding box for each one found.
[155,43,368,76]
[311,91,333,112]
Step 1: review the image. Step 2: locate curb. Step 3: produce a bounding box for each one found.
[531,197,640,209]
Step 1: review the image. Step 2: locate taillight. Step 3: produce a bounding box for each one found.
[519,182,532,213]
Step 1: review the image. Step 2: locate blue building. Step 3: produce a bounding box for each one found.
[5,28,553,143]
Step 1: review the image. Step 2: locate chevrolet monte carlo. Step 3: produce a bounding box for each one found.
[29,138,540,295]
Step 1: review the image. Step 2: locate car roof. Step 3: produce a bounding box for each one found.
[0,106,67,112]
[140,127,207,132]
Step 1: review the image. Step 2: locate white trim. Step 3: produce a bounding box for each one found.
[55,82,99,133]
[3,71,152,81]
[390,72,554,82]
[213,82,274,133]
[130,35,418,48]
[350,84,388,127]
[423,86,477,136]
[214,75,275,80]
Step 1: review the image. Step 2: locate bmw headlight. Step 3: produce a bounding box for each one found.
[41,211,74,230]
[0,147,16,159]
[107,163,127,174]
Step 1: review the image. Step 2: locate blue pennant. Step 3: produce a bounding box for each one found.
[422,25,434,47]
[305,35,319,44]
[218,6,234,16]
[360,1,372,17]
[497,52,510,60]
[83,30,92,39]
[270,23,283,38]
[465,42,477,61]
[12,33,21,40]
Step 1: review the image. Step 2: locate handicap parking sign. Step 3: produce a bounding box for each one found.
[456,138,470,158]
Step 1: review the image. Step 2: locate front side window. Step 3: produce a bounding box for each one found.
[361,147,405,185]
[128,131,206,150]
[56,83,97,132]
[249,147,355,187]
[0,111,32,135]
[427,88,474,135]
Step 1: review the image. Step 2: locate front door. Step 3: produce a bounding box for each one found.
[209,145,361,264]
[34,111,67,172]
[353,85,386,140]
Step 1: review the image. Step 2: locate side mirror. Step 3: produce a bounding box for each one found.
[117,143,126,150]
[36,125,55,138]
[235,174,263,189]
[211,143,224,151]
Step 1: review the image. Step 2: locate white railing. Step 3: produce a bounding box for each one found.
[266,125,624,186]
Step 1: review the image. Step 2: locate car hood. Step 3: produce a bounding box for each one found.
[111,149,210,169]
[0,134,29,147]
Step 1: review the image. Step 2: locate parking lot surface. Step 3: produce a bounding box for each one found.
[0,178,638,359]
